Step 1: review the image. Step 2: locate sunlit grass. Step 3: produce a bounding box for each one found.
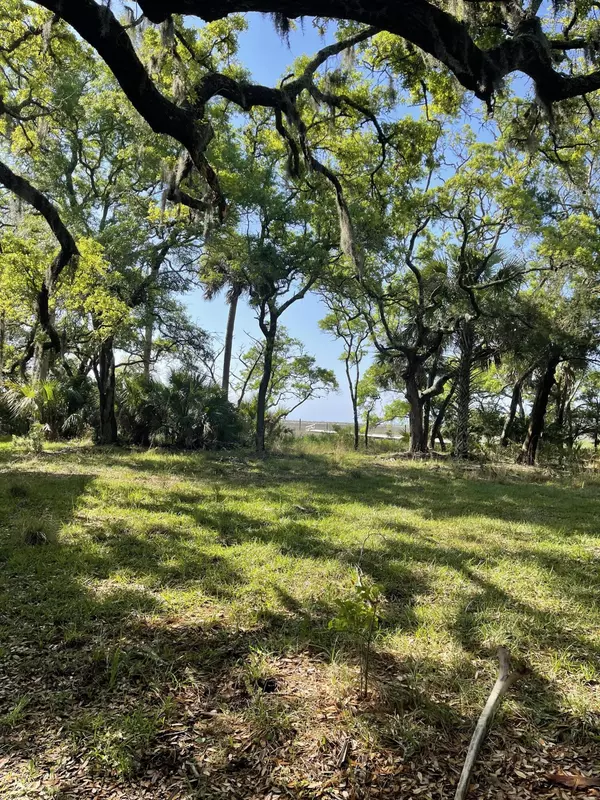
[0,440,599,793]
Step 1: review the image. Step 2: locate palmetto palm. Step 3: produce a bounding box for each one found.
[4,376,93,439]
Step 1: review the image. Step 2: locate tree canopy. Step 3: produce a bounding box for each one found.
[2,1,600,462]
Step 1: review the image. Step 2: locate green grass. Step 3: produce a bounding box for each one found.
[0,440,599,797]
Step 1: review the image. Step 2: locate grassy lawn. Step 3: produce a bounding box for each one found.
[0,440,599,799]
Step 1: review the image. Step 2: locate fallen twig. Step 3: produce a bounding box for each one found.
[454,647,523,800]
[337,737,351,769]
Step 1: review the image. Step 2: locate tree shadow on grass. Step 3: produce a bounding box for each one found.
[1,449,599,797]
[89,446,600,539]
[0,466,429,796]
[0,470,246,709]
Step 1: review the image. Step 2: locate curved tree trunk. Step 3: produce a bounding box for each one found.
[454,320,474,459]
[96,336,118,445]
[436,428,446,451]
[222,285,241,398]
[256,327,276,453]
[19,326,34,380]
[519,351,560,466]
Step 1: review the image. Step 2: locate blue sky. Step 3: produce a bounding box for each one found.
[116,6,539,421]
[175,15,531,421]
[182,15,360,421]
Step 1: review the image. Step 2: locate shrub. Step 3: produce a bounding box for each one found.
[2,374,96,440]
[12,421,45,453]
[118,371,247,449]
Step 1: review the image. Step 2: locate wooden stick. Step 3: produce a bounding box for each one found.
[454,647,522,800]
[337,737,351,769]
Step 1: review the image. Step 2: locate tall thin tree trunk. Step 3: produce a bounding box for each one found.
[501,378,525,447]
[423,356,439,452]
[556,385,565,428]
[364,409,371,448]
[256,328,276,454]
[565,403,574,451]
[0,311,5,389]
[344,356,359,451]
[430,381,456,452]
[96,336,118,445]
[20,325,36,381]
[519,351,560,466]
[454,320,474,459]
[405,369,427,454]
[142,313,153,382]
[222,285,240,398]
[423,396,431,450]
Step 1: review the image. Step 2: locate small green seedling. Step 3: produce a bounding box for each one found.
[329,571,382,697]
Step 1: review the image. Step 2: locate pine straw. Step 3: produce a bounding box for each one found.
[1,619,598,800]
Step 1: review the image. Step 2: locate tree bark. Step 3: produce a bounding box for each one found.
[423,395,431,450]
[501,380,523,447]
[430,381,455,452]
[0,312,6,389]
[502,362,537,447]
[95,336,118,445]
[556,380,566,430]
[32,305,57,384]
[41,0,600,113]
[405,368,427,454]
[352,401,360,451]
[519,351,561,466]
[256,327,276,453]
[565,403,574,451]
[364,409,371,448]
[343,355,360,451]
[221,284,240,398]
[423,356,440,451]
[140,248,171,382]
[32,341,50,384]
[142,313,153,382]
[0,160,77,358]
[454,320,474,459]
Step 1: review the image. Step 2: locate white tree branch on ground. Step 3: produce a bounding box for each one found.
[454,647,523,800]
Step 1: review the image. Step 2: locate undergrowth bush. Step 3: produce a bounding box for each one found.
[118,371,248,449]
[2,374,96,441]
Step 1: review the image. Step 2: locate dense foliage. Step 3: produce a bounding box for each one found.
[1,3,600,462]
